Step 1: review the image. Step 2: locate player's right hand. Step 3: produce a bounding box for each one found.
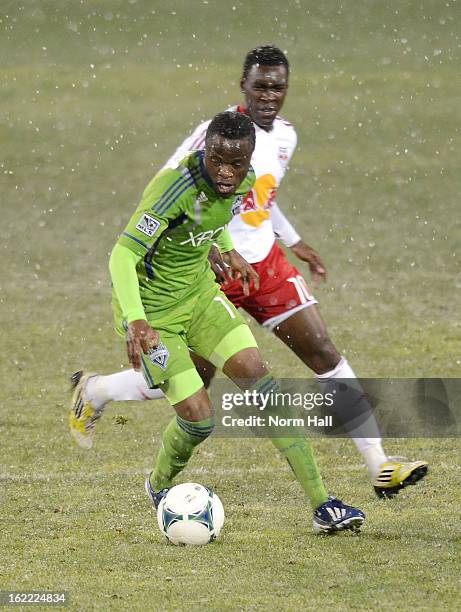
[290,240,327,286]
[126,320,160,371]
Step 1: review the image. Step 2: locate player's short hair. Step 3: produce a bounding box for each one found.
[205,111,256,149]
[242,45,289,80]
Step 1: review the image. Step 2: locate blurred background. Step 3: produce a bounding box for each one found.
[1,2,460,607]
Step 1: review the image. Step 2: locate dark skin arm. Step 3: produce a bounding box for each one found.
[289,239,327,287]
[208,245,228,284]
[208,246,259,295]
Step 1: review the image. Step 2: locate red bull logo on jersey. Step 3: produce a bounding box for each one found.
[179,225,226,247]
[240,174,277,228]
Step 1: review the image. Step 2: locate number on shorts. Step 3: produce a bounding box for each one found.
[214,296,236,319]
[287,275,313,304]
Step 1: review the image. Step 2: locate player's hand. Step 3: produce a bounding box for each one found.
[221,249,259,296]
[208,245,230,284]
[290,240,327,286]
[126,319,160,371]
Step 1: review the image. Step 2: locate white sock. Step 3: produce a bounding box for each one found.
[85,369,164,408]
[316,357,387,478]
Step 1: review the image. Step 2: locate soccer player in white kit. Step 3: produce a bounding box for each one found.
[70,45,427,499]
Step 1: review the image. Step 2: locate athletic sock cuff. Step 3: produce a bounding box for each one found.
[176,415,215,438]
[315,356,347,380]
[253,374,280,396]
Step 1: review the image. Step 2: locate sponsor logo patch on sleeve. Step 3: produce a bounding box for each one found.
[136,213,161,237]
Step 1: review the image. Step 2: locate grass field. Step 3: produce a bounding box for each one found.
[1,1,460,609]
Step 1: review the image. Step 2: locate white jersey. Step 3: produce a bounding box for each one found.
[164,106,300,263]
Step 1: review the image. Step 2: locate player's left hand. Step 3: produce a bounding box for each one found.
[290,240,327,286]
[208,245,230,284]
[221,249,259,296]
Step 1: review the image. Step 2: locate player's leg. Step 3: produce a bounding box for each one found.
[188,287,364,531]
[137,331,217,507]
[222,346,328,510]
[146,385,216,507]
[241,243,427,497]
[219,344,365,532]
[69,342,217,449]
[86,369,163,403]
[69,295,169,447]
[69,369,165,448]
[273,305,387,473]
[189,287,327,510]
[69,355,215,441]
[273,303,428,498]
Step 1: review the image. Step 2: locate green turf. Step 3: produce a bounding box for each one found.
[1,1,460,609]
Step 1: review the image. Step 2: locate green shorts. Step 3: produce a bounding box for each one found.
[113,282,258,404]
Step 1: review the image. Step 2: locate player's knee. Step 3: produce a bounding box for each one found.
[180,404,213,422]
[174,386,213,422]
[223,347,268,382]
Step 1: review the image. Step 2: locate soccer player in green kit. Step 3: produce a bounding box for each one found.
[98,111,365,533]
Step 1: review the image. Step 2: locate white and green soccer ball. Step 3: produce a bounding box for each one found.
[157,483,224,546]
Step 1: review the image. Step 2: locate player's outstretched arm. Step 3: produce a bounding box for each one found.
[289,240,327,286]
[270,202,327,285]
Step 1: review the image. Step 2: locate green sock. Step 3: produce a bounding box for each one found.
[271,437,328,509]
[150,415,214,491]
[254,375,329,510]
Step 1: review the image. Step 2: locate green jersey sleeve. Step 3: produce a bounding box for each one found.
[109,243,146,323]
[112,165,194,322]
[117,166,189,256]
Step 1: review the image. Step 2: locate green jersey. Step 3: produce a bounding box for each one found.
[114,151,255,318]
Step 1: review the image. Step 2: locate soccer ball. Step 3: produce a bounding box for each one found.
[157,483,224,546]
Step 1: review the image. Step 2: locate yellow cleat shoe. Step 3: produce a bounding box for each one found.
[69,371,100,449]
[373,459,428,498]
